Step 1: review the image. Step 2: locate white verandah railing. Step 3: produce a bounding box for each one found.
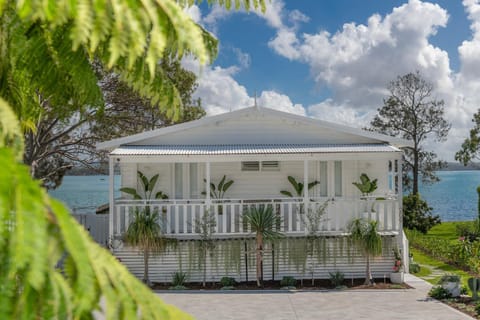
[112,197,400,239]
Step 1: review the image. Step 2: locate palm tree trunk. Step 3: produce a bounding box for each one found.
[256,232,263,287]
[144,248,150,286]
[364,255,371,285]
[203,250,207,288]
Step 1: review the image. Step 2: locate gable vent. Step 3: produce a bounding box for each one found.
[241,161,260,171]
[261,161,279,171]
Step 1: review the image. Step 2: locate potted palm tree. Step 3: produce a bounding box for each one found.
[202,175,234,214]
[243,205,283,287]
[349,218,383,285]
[280,176,319,214]
[352,173,378,215]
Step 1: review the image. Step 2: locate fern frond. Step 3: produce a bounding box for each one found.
[0,147,192,319]
[0,98,23,159]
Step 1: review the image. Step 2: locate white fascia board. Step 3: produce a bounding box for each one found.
[111,151,403,164]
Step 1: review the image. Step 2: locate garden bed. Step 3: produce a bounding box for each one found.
[152,278,411,291]
[439,296,479,319]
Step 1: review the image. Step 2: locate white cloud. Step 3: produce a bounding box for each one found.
[257,91,306,115]
[183,57,306,117]
[231,47,251,69]
[187,0,480,161]
[307,100,372,127]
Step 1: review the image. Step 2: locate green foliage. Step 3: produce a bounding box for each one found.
[120,171,168,201]
[429,286,452,300]
[349,219,382,257]
[303,200,329,236]
[406,229,480,276]
[243,205,283,241]
[202,175,234,199]
[410,263,421,273]
[280,276,296,287]
[352,173,378,196]
[0,148,190,319]
[280,176,319,198]
[97,56,206,140]
[0,98,23,160]
[349,218,383,285]
[121,172,168,285]
[438,274,461,284]
[194,210,216,287]
[329,271,345,287]
[456,110,480,166]
[370,71,450,194]
[476,302,480,315]
[468,278,480,300]
[0,0,267,317]
[455,221,479,242]
[243,205,283,287]
[403,193,440,233]
[220,276,237,287]
[392,246,403,272]
[171,271,188,287]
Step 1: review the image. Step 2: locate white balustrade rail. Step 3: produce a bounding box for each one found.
[112,197,400,238]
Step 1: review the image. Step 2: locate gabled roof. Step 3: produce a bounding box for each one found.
[97,106,412,150]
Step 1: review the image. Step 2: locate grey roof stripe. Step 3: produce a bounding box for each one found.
[110,144,400,156]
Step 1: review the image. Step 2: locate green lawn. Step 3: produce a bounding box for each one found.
[410,247,471,288]
[408,221,475,290]
[425,222,462,241]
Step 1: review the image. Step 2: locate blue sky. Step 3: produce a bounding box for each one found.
[184,0,480,161]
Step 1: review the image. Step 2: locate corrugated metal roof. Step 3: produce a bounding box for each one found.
[110,144,400,156]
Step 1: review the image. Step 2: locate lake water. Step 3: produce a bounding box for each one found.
[420,170,480,221]
[49,175,120,214]
[49,171,480,221]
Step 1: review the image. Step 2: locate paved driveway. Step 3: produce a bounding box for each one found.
[157,275,474,320]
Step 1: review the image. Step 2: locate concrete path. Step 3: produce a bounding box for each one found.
[157,274,474,320]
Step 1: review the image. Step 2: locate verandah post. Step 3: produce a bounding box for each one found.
[108,157,115,245]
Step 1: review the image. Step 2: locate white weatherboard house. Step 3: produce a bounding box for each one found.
[97,106,411,283]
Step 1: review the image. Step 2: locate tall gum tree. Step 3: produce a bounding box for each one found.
[369,71,450,195]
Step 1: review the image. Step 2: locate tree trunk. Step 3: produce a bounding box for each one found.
[413,145,419,195]
[144,249,150,287]
[256,232,263,287]
[364,255,372,285]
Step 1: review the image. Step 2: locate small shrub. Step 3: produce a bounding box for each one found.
[475,302,480,315]
[280,276,296,288]
[409,263,421,273]
[455,221,479,242]
[220,277,236,288]
[329,271,345,287]
[403,193,440,233]
[438,274,460,285]
[172,271,187,287]
[429,286,451,300]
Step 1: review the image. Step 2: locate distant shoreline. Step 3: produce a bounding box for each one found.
[65,162,480,175]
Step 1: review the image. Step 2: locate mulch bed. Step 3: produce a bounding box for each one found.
[442,296,479,319]
[152,278,411,291]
